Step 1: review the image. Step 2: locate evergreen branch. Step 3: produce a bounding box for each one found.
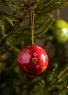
[6,42,20,52]
[44,80,68,95]
[30,80,45,95]
[0,21,7,37]
[35,0,68,14]
[18,15,55,37]
[57,65,68,83]
[35,18,55,37]
[48,63,58,82]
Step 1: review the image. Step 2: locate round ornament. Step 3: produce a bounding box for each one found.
[17,44,48,76]
[51,19,68,43]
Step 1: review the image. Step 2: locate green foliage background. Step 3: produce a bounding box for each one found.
[0,0,68,95]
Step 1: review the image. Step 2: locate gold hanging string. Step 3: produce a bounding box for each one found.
[31,9,34,44]
[56,9,60,19]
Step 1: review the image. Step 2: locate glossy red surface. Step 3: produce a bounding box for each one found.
[17,44,48,75]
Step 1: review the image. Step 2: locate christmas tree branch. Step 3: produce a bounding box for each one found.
[30,80,45,95]
[57,65,68,83]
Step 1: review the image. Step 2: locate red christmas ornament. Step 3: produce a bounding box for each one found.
[17,44,48,76]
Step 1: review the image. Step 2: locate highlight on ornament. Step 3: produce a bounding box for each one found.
[17,44,48,76]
